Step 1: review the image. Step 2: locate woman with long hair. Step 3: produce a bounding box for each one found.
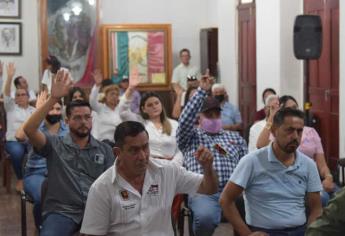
[118,73,183,165]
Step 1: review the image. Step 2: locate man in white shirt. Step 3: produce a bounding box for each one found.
[172,48,200,91]
[248,94,279,152]
[81,121,218,236]
[11,76,36,102]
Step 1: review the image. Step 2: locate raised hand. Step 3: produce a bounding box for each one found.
[199,68,213,91]
[6,62,16,80]
[36,91,48,109]
[92,69,103,86]
[129,67,141,89]
[194,145,214,170]
[174,83,184,96]
[51,69,73,100]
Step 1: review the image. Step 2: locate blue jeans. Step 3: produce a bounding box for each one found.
[5,141,27,179]
[249,224,306,236]
[40,213,80,236]
[23,167,46,229]
[188,193,221,236]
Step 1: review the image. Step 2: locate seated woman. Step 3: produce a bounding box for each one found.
[118,71,183,165]
[67,87,87,104]
[89,70,123,142]
[256,95,339,206]
[3,62,36,192]
[17,93,68,230]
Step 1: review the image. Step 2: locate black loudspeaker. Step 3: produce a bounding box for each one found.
[293,15,322,59]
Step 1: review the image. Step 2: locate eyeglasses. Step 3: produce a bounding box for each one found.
[187,75,198,81]
[15,93,28,97]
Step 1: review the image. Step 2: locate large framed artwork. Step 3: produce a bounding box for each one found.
[101,24,172,90]
[0,0,21,18]
[0,22,21,55]
[40,0,99,87]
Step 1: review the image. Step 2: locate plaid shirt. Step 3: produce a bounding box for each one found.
[177,88,248,190]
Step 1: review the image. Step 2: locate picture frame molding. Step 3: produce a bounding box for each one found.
[0,21,22,55]
[101,24,172,91]
[0,0,21,19]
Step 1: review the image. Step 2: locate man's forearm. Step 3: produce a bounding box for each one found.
[198,167,218,194]
[222,201,251,236]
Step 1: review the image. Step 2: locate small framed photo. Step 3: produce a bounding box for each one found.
[0,0,21,18]
[0,22,22,55]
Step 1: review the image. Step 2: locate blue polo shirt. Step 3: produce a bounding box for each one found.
[230,144,322,229]
[221,101,242,126]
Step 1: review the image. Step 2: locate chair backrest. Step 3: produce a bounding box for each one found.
[337,158,345,186]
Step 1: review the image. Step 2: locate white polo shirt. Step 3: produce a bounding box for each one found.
[81,158,203,236]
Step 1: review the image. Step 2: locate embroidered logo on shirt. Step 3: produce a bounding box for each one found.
[147,184,159,196]
[94,154,105,164]
[120,190,129,201]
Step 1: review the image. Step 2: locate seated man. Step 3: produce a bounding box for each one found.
[16,96,68,230]
[11,75,36,103]
[23,70,115,236]
[212,83,242,132]
[80,121,218,236]
[177,75,248,236]
[220,108,322,236]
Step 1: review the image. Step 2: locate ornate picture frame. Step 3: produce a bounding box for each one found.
[101,24,172,91]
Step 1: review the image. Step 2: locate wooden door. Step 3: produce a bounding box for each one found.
[200,28,218,77]
[304,0,339,169]
[238,2,257,138]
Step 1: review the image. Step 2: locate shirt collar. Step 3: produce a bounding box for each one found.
[268,143,302,171]
[111,157,164,184]
[63,133,99,148]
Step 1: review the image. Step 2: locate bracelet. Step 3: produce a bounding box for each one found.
[265,122,272,130]
[325,173,333,179]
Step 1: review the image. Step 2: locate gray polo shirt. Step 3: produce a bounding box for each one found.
[37,133,115,224]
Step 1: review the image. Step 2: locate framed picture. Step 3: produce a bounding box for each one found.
[40,0,99,87]
[101,24,172,91]
[0,0,21,18]
[0,22,21,55]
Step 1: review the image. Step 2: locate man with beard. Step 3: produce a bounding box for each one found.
[220,108,322,236]
[80,121,218,236]
[23,70,115,236]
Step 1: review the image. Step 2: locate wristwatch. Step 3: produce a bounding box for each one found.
[265,122,272,130]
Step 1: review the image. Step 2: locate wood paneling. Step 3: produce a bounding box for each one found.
[305,0,339,169]
[238,2,257,136]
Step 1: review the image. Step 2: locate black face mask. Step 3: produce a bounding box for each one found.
[45,114,62,124]
[214,95,225,103]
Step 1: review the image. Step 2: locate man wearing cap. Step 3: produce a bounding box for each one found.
[119,75,141,114]
[172,48,200,92]
[177,75,248,236]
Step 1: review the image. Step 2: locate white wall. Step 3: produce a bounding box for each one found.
[217,0,238,104]
[340,0,345,158]
[100,0,211,70]
[279,0,303,105]
[256,0,281,109]
[256,0,303,109]
[0,0,40,91]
